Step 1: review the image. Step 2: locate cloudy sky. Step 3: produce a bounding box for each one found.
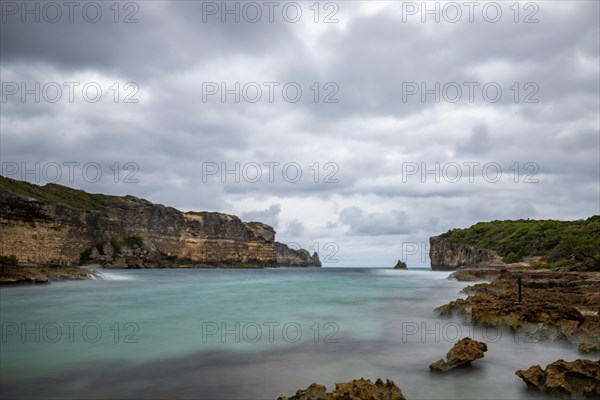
[1,1,599,267]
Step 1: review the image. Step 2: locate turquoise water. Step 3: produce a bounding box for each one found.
[0,268,582,399]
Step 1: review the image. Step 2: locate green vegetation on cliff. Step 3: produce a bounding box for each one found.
[441,216,600,269]
[0,255,18,265]
[0,176,148,210]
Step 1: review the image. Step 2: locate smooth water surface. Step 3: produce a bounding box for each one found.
[0,268,581,399]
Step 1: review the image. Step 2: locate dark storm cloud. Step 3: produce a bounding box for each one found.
[1,1,598,266]
[0,1,300,78]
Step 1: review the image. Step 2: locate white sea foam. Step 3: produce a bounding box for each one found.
[368,269,407,276]
[96,271,137,281]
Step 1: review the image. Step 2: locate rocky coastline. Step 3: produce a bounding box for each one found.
[429,235,501,270]
[516,359,600,396]
[277,378,406,400]
[426,219,600,397]
[0,263,98,284]
[438,268,600,354]
[429,218,600,354]
[0,177,320,284]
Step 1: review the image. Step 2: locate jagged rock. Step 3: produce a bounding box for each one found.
[277,378,405,400]
[516,359,600,396]
[449,268,507,281]
[393,260,407,270]
[429,337,488,372]
[437,270,600,351]
[275,242,321,267]
[579,339,600,354]
[429,236,500,270]
[277,383,327,400]
[102,242,115,257]
[245,221,276,243]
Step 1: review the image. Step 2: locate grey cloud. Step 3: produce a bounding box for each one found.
[1,1,598,266]
[339,206,410,236]
[241,204,281,228]
[456,123,493,155]
[285,219,305,237]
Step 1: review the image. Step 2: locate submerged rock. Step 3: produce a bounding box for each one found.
[429,337,488,372]
[277,378,405,400]
[515,359,600,397]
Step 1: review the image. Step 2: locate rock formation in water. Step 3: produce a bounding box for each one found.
[429,236,500,270]
[393,260,408,269]
[515,359,600,397]
[277,378,405,400]
[0,177,320,269]
[429,337,488,372]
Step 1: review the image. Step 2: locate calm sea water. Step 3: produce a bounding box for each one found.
[0,268,581,399]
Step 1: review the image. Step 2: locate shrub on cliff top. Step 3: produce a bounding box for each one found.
[502,252,520,264]
[442,216,600,269]
[0,175,149,210]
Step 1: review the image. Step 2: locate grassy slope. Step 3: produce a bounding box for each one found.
[441,216,600,268]
[0,176,148,211]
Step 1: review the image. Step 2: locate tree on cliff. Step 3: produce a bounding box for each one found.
[555,234,600,270]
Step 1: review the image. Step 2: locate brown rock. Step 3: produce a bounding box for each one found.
[429,236,500,270]
[429,337,488,372]
[579,339,600,354]
[277,378,405,400]
[393,260,407,270]
[275,242,322,267]
[0,180,320,269]
[0,264,95,284]
[449,268,505,281]
[277,383,327,400]
[516,359,600,396]
[437,269,600,352]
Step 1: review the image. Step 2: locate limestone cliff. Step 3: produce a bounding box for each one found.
[429,235,500,270]
[275,242,321,267]
[430,217,600,270]
[0,177,320,268]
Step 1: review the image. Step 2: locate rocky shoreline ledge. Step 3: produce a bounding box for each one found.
[429,217,600,352]
[0,264,98,284]
[438,267,600,354]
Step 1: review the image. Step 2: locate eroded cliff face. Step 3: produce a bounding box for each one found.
[0,189,320,268]
[275,242,321,267]
[429,236,500,270]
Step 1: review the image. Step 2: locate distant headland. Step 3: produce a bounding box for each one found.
[0,176,320,283]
